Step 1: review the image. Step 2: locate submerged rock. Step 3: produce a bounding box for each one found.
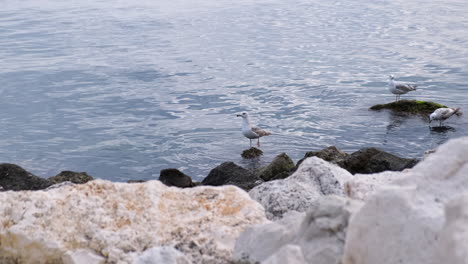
[48,170,94,185]
[159,168,194,188]
[369,99,446,115]
[0,163,52,191]
[296,146,348,168]
[342,147,418,174]
[0,180,267,263]
[202,162,261,191]
[241,147,263,159]
[259,153,295,181]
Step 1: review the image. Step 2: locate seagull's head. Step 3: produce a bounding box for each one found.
[429,113,434,123]
[236,112,249,119]
[389,75,395,80]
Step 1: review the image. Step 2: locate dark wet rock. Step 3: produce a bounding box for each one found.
[0,163,52,191]
[127,179,147,183]
[342,147,419,174]
[370,100,446,115]
[48,171,93,185]
[296,146,349,168]
[259,153,296,181]
[202,162,261,191]
[241,147,264,159]
[159,168,194,188]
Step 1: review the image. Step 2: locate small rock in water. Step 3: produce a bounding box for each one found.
[159,168,194,188]
[241,147,263,159]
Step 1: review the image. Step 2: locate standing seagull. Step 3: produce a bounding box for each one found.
[236,112,271,147]
[388,75,417,101]
[429,107,461,126]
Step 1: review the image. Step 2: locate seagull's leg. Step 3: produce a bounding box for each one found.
[249,139,252,147]
[257,138,260,147]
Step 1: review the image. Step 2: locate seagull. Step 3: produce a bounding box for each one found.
[429,107,461,126]
[388,75,417,101]
[236,112,271,147]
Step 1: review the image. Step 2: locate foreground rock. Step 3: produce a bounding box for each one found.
[234,196,362,264]
[159,168,194,188]
[258,153,295,181]
[369,99,446,115]
[0,163,52,191]
[202,162,261,191]
[342,137,468,264]
[48,170,94,185]
[249,157,353,219]
[0,180,267,263]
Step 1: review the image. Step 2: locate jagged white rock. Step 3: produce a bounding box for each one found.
[343,137,468,264]
[431,193,468,264]
[0,180,267,263]
[234,195,362,264]
[249,157,353,219]
[134,246,190,264]
[262,244,306,264]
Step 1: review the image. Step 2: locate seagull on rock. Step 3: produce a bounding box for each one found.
[388,75,417,101]
[429,107,461,126]
[236,112,271,147]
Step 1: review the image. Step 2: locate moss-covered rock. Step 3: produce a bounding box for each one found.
[370,100,446,115]
[258,153,295,181]
[241,147,264,159]
[48,170,94,185]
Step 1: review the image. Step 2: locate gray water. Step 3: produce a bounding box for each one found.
[1,0,467,181]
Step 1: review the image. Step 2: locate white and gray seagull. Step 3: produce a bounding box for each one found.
[236,112,271,147]
[429,107,461,126]
[388,75,417,101]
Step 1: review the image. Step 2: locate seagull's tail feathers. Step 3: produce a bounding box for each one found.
[411,85,417,91]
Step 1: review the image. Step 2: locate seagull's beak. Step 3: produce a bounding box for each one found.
[236,114,241,117]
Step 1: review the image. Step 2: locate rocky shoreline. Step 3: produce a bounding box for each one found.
[1,138,467,263]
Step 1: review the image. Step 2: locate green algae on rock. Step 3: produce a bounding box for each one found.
[370,100,447,114]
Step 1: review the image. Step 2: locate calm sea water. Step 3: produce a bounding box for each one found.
[1,0,467,181]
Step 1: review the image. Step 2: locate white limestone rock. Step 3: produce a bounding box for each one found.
[262,244,306,264]
[0,180,267,264]
[344,170,409,201]
[249,157,353,219]
[134,246,190,264]
[432,193,468,264]
[234,195,362,264]
[343,137,468,264]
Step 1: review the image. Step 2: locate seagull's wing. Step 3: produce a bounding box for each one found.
[395,83,417,92]
[434,108,454,119]
[252,126,271,137]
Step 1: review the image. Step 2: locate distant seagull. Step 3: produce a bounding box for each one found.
[236,112,271,147]
[388,75,417,101]
[429,107,461,126]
